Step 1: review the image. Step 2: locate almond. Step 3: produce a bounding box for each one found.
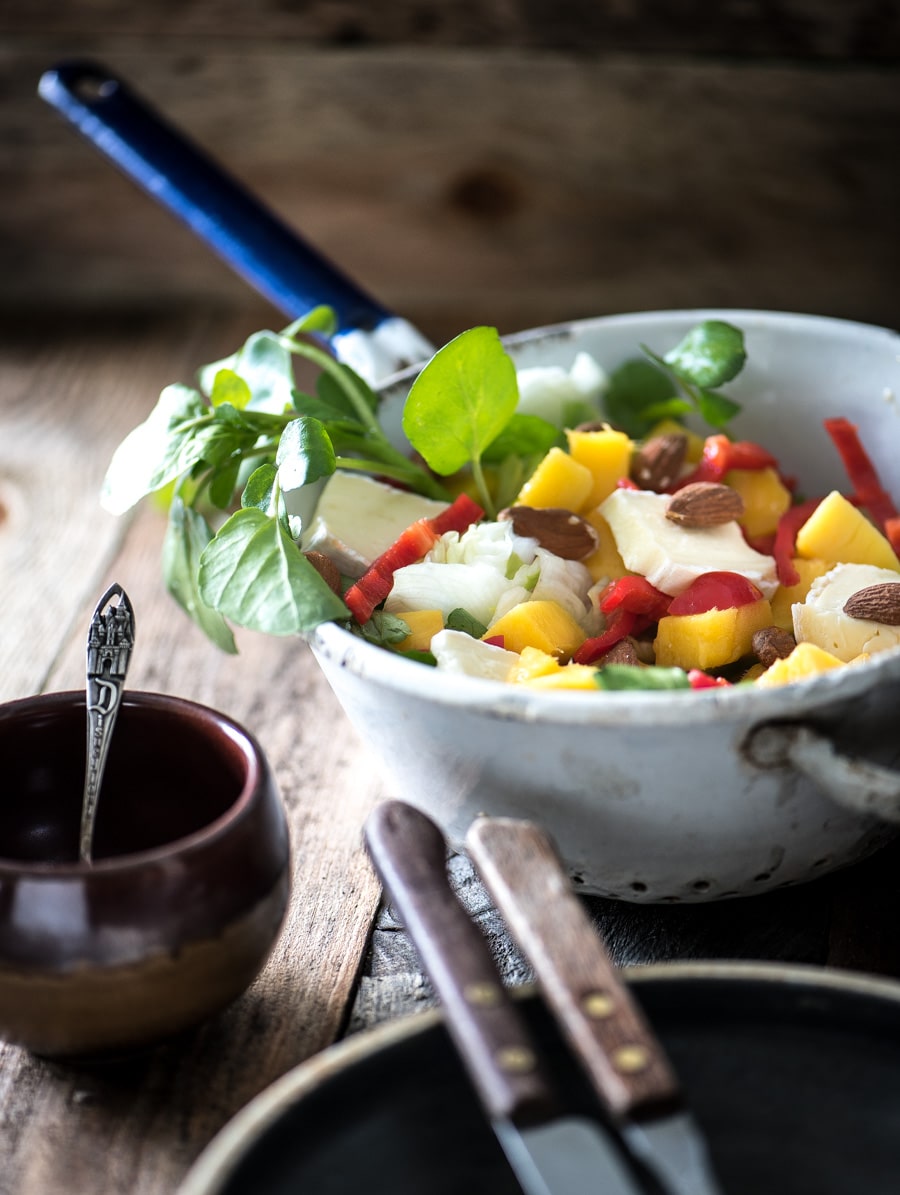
[303,550,343,595]
[630,433,688,492]
[752,625,796,667]
[843,582,900,625]
[666,482,744,528]
[498,506,599,560]
[595,637,641,667]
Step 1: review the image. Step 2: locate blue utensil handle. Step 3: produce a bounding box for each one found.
[38,60,393,335]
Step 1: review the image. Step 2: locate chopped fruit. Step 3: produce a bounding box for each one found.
[486,600,587,658]
[511,646,563,682]
[565,427,633,508]
[520,665,604,691]
[581,510,631,585]
[769,558,830,629]
[756,641,845,687]
[794,490,900,572]
[515,447,594,511]
[724,467,792,538]
[395,610,444,653]
[654,597,774,670]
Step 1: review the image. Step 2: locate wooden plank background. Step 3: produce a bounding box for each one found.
[2,2,898,345]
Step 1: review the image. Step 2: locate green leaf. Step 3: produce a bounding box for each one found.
[282,306,339,340]
[199,508,349,635]
[317,364,379,419]
[101,383,209,515]
[207,456,243,510]
[602,359,674,437]
[241,463,278,512]
[291,389,359,423]
[402,327,519,475]
[663,320,746,390]
[353,610,412,647]
[209,368,252,410]
[594,665,691,691]
[445,608,488,638]
[482,413,560,463]
[199,330,295,413]
[276,417,337,490]
[695,388,742,430]
[162,497,237,653]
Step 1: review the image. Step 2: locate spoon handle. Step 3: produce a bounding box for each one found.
[81,583,135,862]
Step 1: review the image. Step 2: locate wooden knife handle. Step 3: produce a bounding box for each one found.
[466,817,681,1121]
[364,801,558,1127]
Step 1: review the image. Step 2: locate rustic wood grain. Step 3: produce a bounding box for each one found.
[0,315,387,1195]
[4,43,898,341]
[3,1,897,59]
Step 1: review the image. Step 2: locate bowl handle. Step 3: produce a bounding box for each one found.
[745,722,900,823]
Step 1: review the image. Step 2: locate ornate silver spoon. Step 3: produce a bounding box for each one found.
[80,583,135,862]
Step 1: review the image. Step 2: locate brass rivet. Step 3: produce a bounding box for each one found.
[496,1046,537,1074]
[463,982,501,1007]
[582,991,615,1019]
[612,1044,651,1074]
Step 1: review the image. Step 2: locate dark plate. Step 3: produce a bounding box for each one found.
[180,963,900,1195]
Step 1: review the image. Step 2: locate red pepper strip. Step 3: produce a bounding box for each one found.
[675,435,778,488]
[344,493,484,624]
[688,669,731,690]
[886,516,900,556]
[823,417,898,532]
[771,497,822,587]
[483,634,505,649]
[429,492,485,536]
[616,476,640,491]
[573,608,639,664]
[598,575,671,619]
[573,577,672,664]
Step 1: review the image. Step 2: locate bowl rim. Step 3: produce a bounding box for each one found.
[318,305,900,726]
[310,617,900,728]
[0,689,267,877]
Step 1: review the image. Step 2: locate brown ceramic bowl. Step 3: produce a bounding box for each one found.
[0,690,291,1058]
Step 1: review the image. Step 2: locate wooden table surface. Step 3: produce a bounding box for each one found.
[2,311,900,1195]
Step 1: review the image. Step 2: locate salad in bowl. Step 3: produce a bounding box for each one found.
[102,308,900,901]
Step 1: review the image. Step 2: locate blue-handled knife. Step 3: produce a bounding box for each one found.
[467,816,725,1195]
[365,801,665,1195]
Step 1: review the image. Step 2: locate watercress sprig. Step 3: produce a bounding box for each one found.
[602,319,746,438]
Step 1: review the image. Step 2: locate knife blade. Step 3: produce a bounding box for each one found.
[364,800,652,1195]
[466,816,725,1195]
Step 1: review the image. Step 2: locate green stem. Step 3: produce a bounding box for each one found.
[334,455,450,499]
[470,456,496,519]
[278,335,381,435]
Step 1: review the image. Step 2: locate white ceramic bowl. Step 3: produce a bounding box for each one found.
[310,310,900,902]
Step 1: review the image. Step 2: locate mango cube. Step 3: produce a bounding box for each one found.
[564,427,633,509]
[581,510,630,585]
[520,664,602,691]
[755,641,845,687]
[395,610,444,652]
[795,490,900,571]
[486,600,586,659]
[654,598,773,670]
[769,558,830,630]
[724,467,792,539]
[515,448,593,511]
[511,646,563,682]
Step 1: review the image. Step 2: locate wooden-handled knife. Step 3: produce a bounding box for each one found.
[466,814,725,1195]
[365,801,723,1195]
